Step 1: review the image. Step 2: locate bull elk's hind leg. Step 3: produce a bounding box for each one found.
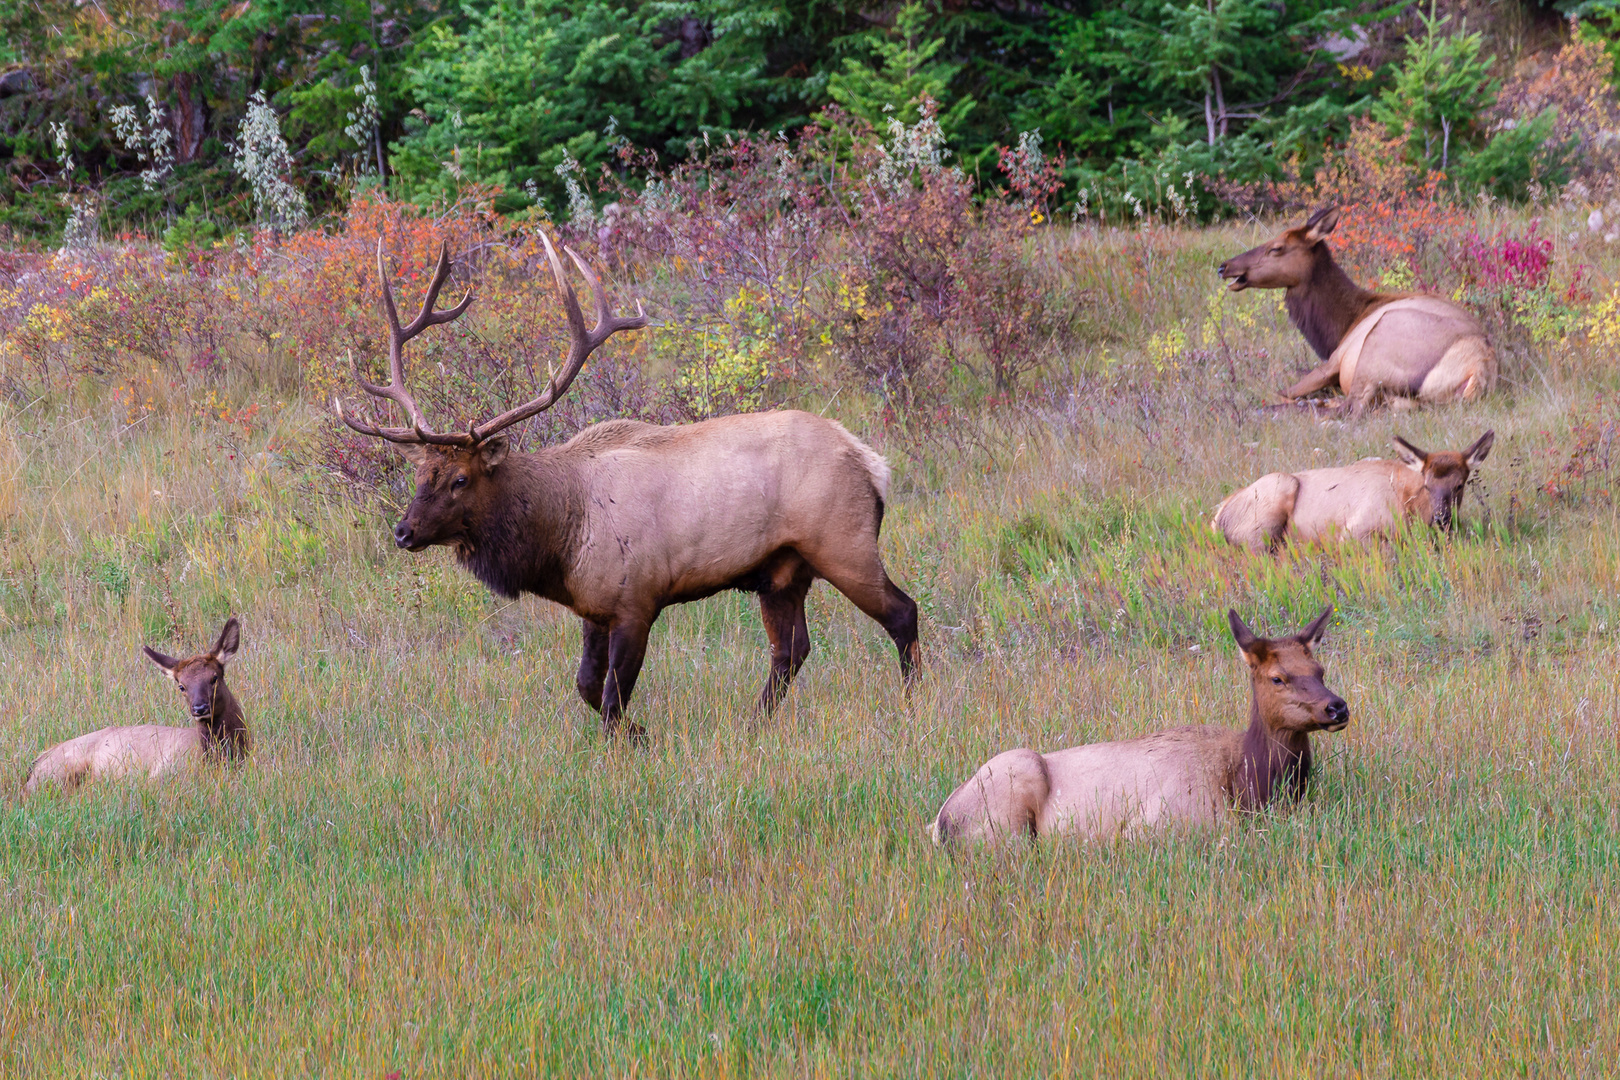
[601,617,654,744]
[576,620,610,712]
[756,566,816,718]
[817,564,920,685]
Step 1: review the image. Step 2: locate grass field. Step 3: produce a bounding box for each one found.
[2,213,1619,1076]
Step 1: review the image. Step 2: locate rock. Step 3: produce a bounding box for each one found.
[0,69,35,97]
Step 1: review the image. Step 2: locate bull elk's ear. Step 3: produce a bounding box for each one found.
[1465,430,1495,469]
[478,437,509,470]
[142,645,181,672]
[394,443,429,467]
[1391,436,1427,472]
[1296,605,1334,649]
[1228,609,1268,664]
[211,618,241,664]
[1303,207,1340,242]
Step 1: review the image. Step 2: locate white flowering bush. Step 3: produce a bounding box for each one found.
[108,95,175,191]
[343,65,380,174]
[233,91,308,229]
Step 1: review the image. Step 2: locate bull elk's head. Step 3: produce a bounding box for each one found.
[1229,607,1349,734]
[1218,207,1340,292]
[335,235,647,552]
[1392,430,1495,530]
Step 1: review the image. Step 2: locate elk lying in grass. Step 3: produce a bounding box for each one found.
[23,619,250,796]
[930,608,1347,845]
[336,239,919,740]
[1218,207,1497,413]
[1213,430,1494,553]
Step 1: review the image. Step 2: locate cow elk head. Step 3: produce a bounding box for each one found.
[1218,206,1340,292]
[335,236,647,552]
[143,617,241,721]
[1228,607,1349,734]
[1392,430,1494,530]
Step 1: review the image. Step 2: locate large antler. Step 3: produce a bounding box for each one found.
[335,232,647,447]
[465,230,648,443]
[335,239,475,445]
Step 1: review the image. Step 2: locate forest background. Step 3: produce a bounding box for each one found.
[5,0,1620,243]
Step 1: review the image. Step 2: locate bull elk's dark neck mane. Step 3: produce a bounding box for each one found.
[200,682,251,762]
[452,450,585,606]
[1233,697,1312,811]
[1286,243,1389,360]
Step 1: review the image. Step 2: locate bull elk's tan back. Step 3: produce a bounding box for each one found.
[1218,208,1496,413]
[22,618,250,797]
[931,609,1348,845]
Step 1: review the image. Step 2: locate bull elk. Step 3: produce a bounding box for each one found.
[336,238,919,740]
[930,607,1347,845]
[1218,207,1497,413]
[23,618,250,796]
[1213,430,1494,553]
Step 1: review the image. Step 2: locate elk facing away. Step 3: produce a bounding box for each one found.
[23,619,250,796]
[930,608,1347,845]
[1213,430,1494,553]
[1218,207,1497,413]
[337,239,919,739]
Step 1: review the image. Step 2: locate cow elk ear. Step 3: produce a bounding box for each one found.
[1296,605,1334,649]
[211,617,241,664]
[1464,430,1495,469]
[142,645,180,672]
[1228,609,1268,665]
[395,443,430,467]
[478,437,509,470]
[1303,206,1340,242]
[1392,436,1427,472]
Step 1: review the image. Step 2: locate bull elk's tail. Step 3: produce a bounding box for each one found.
[828,420,892,503]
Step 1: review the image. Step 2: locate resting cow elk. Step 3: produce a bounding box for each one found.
[1213,430,1494,553]
[336,238,919,740]
[1218,207,1497,413]
[23,618,250,796]
[930,607,1347,845]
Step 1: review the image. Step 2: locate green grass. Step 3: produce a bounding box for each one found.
[3,212,1620,1075]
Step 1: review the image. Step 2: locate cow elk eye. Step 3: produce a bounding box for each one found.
[1271,676,1284,685]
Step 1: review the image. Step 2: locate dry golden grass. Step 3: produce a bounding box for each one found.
[2,210,1618,1076]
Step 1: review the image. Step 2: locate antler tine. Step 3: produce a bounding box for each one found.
[467,230,648,443]
[402,241,474,338]
[334,243,478,446]
[565,246,649,347]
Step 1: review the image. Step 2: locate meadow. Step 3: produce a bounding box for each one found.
[2,204,1619,1076]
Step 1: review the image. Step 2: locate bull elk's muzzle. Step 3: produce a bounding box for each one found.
[393,519,426,551]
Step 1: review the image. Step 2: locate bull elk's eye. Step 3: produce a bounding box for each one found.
[1270,676,1284,685]
[452,475,468,490]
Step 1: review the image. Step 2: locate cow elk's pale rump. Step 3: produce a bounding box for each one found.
[336,239,919,740]
[1218,207,1497,413]
[929,607,1348,845]
[23,618,251,796]
[1213,430,1494,553]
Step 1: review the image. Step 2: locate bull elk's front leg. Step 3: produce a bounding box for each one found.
[601,617,653,743]
[576,621,610,712]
